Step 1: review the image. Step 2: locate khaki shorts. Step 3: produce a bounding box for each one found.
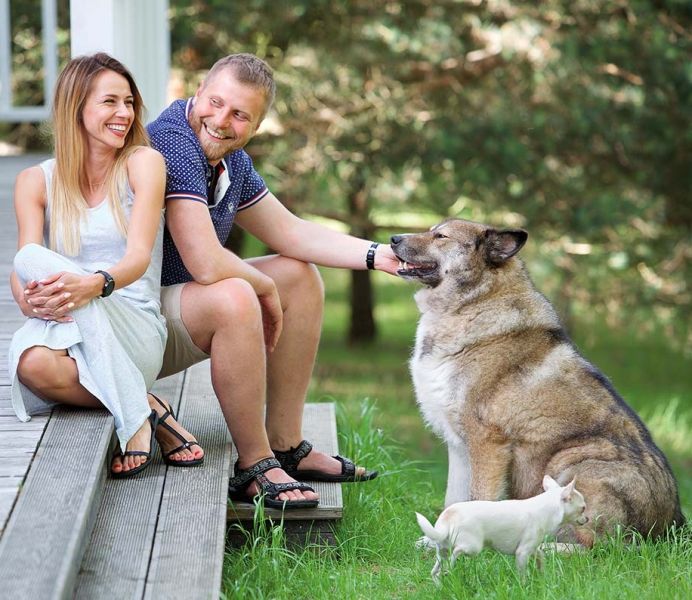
[159,283,209,379]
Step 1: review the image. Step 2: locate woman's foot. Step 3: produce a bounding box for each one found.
[111,412,156,476]
[149,394,205,465]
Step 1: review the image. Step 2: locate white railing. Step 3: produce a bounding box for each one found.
[0,0,58,122]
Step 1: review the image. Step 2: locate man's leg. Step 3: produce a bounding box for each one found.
[249,256,371,478]
[178,277,317,503]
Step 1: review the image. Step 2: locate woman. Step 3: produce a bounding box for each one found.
[8,53,204,477]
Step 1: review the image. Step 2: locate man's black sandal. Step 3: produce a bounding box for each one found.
[111,410,158,479]
[228,457,319,510]
[272,440,378,483]
[150,394,204,467]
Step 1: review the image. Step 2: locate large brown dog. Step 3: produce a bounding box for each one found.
[391,219,684,546]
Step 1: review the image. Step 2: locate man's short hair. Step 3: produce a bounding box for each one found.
[204,54,276,119]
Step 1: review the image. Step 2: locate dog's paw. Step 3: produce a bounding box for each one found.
[415,536,436,552]
[538,542,586,554]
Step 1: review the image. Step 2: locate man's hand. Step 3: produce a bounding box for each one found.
[375,244,402,276]
[255,279,283,353]
[25,272,102,322]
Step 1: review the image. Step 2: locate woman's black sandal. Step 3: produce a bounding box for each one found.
[150,394,204,467]
[272,440,378,483]
[111,410,158,479]
[228,457,319,510]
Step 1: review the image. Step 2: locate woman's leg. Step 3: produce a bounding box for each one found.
[13,245,154,472]
[17,345,154,473]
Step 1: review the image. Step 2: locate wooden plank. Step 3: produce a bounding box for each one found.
[73,373,184,600]
[0,407,113,599]
[0,455,33,475]
[144,361,232,600]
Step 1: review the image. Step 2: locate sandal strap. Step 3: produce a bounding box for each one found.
[334,455,356,477]
[150,393,177,420]
[152,396,201,457]
[119,450,150,458]
[228,457,316,499]
[163,440,202,459]
[254,474,315,496]
[229,457,282,489]
[157,419,195,446]
[272,440,313,472]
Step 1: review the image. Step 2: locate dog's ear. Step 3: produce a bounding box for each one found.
[560,479,576,501]
[484,229,528,266]
[543,475,560,491]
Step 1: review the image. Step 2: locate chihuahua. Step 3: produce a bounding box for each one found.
[416,475,587,580]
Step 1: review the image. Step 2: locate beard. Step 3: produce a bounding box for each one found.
[188,107,243,162]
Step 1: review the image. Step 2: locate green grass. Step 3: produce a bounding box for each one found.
[222,268,691,599]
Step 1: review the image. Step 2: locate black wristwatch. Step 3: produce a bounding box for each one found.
[95,270,115,298]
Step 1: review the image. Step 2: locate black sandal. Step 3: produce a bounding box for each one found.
[150,394,204,467]
[228,457,319,510]
[272,440,378,483]
[111,410,158,479]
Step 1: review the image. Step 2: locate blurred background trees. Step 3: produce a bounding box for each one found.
[3,0,690,347]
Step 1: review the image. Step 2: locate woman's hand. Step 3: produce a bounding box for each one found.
[24,272,103,321]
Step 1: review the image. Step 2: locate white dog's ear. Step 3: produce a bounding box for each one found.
[560,478,576,501]
[543,475,559,491]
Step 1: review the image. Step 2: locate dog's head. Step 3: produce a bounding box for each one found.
[390,219,528,288]
[543,475,589,525]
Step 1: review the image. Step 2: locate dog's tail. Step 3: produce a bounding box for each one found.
[416,512,446,544]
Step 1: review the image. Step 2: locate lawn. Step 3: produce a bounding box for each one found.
[222,265,691,600]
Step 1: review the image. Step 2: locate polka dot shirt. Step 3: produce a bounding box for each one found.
[147,99,268,286]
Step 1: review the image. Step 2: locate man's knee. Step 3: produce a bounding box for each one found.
[186,278,262,325]
[279,259,324,302]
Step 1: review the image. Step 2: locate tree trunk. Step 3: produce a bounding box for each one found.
[347,177,376,344]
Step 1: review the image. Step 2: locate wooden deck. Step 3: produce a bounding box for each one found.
[0,155,343,598]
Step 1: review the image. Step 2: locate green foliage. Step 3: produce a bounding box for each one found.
[170,0,691,346]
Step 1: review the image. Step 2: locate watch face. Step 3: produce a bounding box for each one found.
[103,278,115,297]
[97,271,115,297]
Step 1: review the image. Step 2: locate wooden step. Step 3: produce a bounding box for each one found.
[0,406,113,599]
[75,362,232,600]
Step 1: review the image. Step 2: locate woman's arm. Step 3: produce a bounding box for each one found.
[11,166,50,317]
[102,147,166,289]
[25,148,166,318]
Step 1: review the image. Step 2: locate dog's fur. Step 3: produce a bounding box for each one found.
[392,219,685,546]
[417,475,587,578]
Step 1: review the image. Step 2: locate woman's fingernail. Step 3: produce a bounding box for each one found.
[26,299,32,304]
[32,309,38,313]
[67,302,75,309]
[57,283,64,288]
[63,292,71,299]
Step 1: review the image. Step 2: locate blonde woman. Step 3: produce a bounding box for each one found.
[8,53,203,477]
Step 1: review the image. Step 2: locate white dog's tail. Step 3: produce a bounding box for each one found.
[416,512,446,544]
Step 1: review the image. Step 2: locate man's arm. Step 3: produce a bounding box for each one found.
[235,192,400,274]
[165,198,283,351]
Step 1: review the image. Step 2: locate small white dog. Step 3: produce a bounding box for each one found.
[416,475,588,580]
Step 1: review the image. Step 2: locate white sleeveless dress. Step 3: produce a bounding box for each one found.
[8,159,167,451]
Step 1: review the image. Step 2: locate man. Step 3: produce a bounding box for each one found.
[147,54,400,508]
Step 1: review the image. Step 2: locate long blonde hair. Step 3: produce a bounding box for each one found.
[49,53,149,255]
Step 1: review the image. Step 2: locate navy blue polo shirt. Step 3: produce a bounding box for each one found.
[147,99,269,285]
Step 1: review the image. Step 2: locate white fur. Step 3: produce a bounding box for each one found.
[416,475,587,581]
